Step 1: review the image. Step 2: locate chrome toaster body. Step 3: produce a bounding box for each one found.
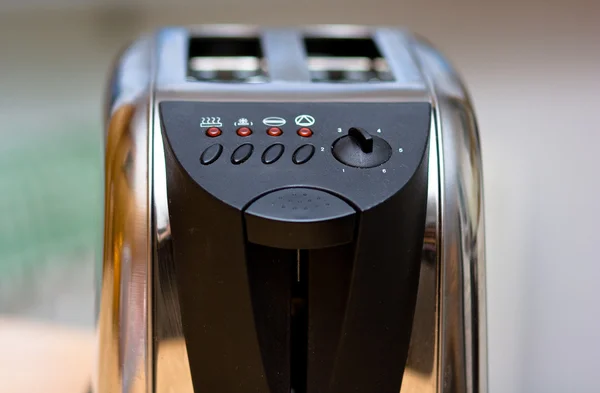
[96,25,487,393]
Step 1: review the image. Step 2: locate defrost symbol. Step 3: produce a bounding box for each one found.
[235,118,253,126]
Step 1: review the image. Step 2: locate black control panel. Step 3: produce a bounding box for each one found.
[159,101,431,211]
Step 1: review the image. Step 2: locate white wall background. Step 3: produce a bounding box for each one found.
[0,1,599,392]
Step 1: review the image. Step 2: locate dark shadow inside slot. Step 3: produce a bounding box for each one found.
[189,37,263,57]
[304,37,382,58]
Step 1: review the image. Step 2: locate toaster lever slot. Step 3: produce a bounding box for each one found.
[291,249,309,393]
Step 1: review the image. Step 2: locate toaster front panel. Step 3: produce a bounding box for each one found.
[158,100,431,393]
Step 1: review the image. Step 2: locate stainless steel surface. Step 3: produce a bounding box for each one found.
[398,109,440,393]
[97,25,487,393]
[413,36,487,393]
[96,35,153,393]
[261,29,311,82]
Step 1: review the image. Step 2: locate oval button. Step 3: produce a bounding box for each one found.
[262,144,285,164]
[292,144,315,164]
[231,143,254,165]
[200,143,223,165]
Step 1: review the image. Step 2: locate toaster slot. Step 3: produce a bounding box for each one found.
[187,36,268,82]
[246,244,293,393]
[303,37,394,83]
[291,249,309,393]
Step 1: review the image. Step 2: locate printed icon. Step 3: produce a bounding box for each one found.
[377,128,382,133]
[263,116,286,127]
[200,117,222,128]
[295,114,315,127]
[337,127,343,133]
[234,118,253,126]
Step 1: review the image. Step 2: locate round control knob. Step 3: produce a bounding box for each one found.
[332,127,392,168]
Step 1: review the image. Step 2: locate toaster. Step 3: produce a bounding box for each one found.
[96,25,487,393]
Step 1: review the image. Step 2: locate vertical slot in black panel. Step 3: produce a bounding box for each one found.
[247,244,294,393]
[307,244,355,393]
[291,250,309,393]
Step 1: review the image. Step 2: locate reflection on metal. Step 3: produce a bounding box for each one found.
[399,109,440,393]
[155,338,194,393]
[410,34,488,393]
[95,35,152,393]
[96,25,486,393]
[96,98,150,393]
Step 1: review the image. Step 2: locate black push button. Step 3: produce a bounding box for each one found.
[200,143,223,165]
[262,144,285,164]
[292,144,315,164]
[231,143,254,164]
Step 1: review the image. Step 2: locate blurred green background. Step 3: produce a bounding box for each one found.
[0,125,101,322]
[0,1,598,392]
